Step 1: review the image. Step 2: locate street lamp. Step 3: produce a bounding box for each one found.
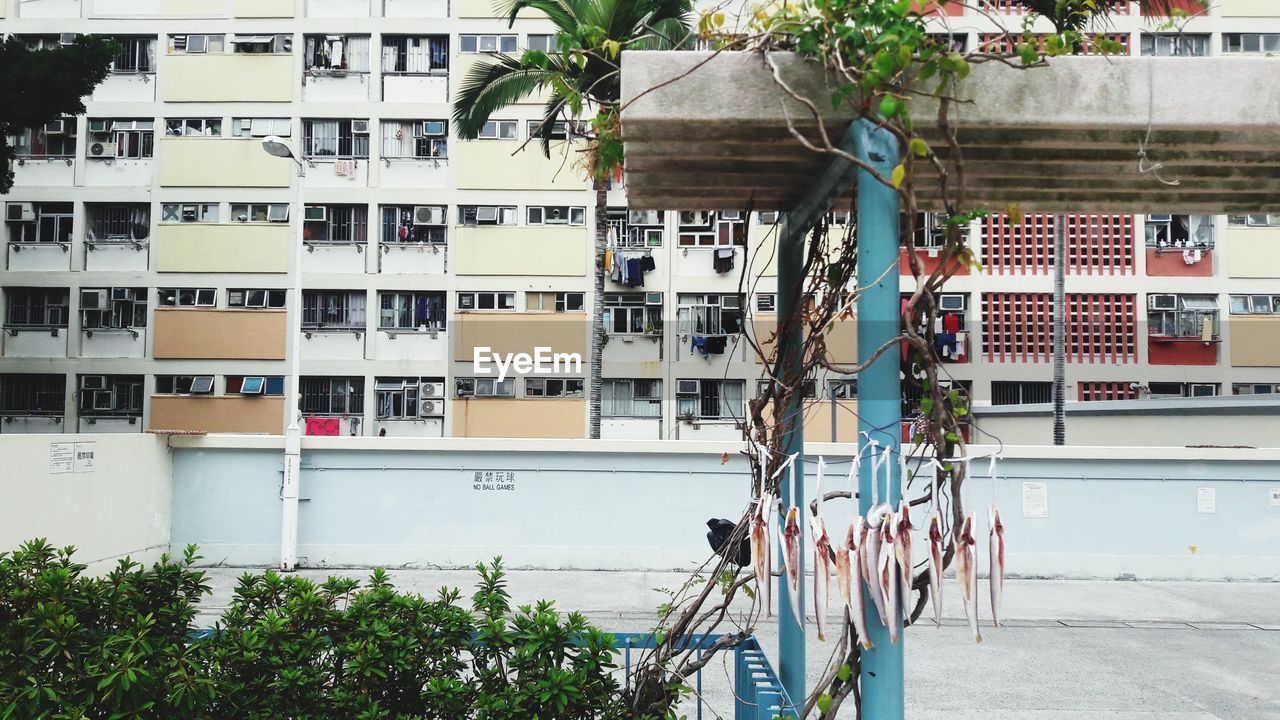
[262,135,306,572]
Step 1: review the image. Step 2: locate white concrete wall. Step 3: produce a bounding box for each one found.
[6,245,71,272]
[84,159,153,187]
[0,433,172,572]
[3,330,68,358]
[91,75,157,104]
[82,329,147,359]
[382,76,448,104]
[302,76,371,103]
[84,244,149,272]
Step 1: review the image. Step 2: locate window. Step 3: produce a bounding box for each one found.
[232,118,291,138]
[155,375,215,395]
[991,381,1052,406]
[80,288,147,330]
[476,120,518,140]
[677,293,743,335]
[157,288,216,307]
[168,34,226,54]
[228,289,287,309]
[526,120,579,140]
[604,293,662,334]
[756,294,776,312]
[1223,33,1280,54]
[380,120,448,159]
[526,34,555,52]
[5,288,69,328]
[303,205,368,244]
[525,378,584,398]
[457,292,515,311]
[1145,214,1212,248]
[926,293,969,331]
[907,212,967,248]
[381,205,446,244]
[110,36,157,73]
[459,34,518,53]
[86,204,149,243]
[1229,294,1280,315]
[304,34,371,72]
[678,211,746,247]
[1149,382,1218,398]
[1233,383,1280,395]
[6,202,73,244]
[379,291,446,330]
[78,375,143,417]
[676,379,744,420]
[455,377,515,398]
[10,122,77,158]
[230,34,292,54]
[303,119,370,159]
[381,35,448,73]
[164,118,222,137]
[226,376,285,395]
[828,379,858,400]
[230,204,288,224]
[603,379,661,417]
[756,379,817,399]
[303,290,367,329]
[1227,214,1280,227]
[161,203,219,223]
[0,375,65,416]
[301,377,364,415]
[527,206,586,225]
[607,208,664,248]
[526,291,585,312]
[458,206,517,226]
[1140,33,1208,57]
[375,377,421,418]
[84,120,153,159]
[1148,294,1218,339]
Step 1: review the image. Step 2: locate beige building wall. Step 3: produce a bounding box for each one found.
[453,312,587,362]
[452,226,586,275]
[153,309,287,359]
[1220,0,1279,16]
[233,0,295,16]
[1224,226,1280,278]
[160,0,226,14]
[159,137,293,187]
[452,398,585,438]
[161,55,294,102]
[763,400,860,442]
[751,313,858,365]
[1229,316,1280,367]
[454,0,544,18]
[155,224,290,272]
[452,141,586,191]
[149,396,285,433]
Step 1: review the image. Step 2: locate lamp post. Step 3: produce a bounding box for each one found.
[262,135,305,572]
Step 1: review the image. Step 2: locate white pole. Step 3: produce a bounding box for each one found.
[280,158,305,572]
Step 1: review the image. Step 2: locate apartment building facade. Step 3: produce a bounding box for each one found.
[0,0,1277,441]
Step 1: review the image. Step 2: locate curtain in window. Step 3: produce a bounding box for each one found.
[308,120,339,156]
[381,121,414,158]
[428,37,448,70]
[381,45,398,73]
[720,382,743,419]
[348,292,367,326]
[144,38,157,71]
[406,37,430,73]
[346,36,370,72]
[602,381,620,417]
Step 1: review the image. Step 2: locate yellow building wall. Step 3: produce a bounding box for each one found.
[159,0,226,14]
[234,0,295,16]
[454,0,544,18]
[454,54,548,105]
[149,396,285,434]
[159,137,293,187]
[751,313,858,364]
[153,309,287,359]
[161,55,294,102]
[453,225,586,275]
[453,312,587,362]
[452,398,584,438]
[1220,0,1278,16]
[1229,316,1280,367]
[155,224,290,273]
[1225,226,1280,278]
[452,141,586,191]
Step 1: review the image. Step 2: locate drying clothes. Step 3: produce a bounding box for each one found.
[305,417,341,436]
[691,336,710,358]
[604,248,613,273]
[640,254,657,272]
[942,313,961,334]
[713,247,736,274]
[706,335,728,355]
[611,261,623,284]
[626,258,644,287]
[935,332,957,359]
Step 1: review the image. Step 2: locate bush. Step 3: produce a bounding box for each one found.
[0,540,628,719]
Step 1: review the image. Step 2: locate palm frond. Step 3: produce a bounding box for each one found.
[452,54,561,139]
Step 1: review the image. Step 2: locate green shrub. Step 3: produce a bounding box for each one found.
[0,540,627,720]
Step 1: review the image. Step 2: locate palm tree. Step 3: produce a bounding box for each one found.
[452,0,692,439]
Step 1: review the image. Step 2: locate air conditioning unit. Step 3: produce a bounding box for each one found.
[413,206,443,225]
[44,119,66,135]
[80,289,108,310]
[680,211,711,226]
[111,288,134,302]
[352,120,370,134]
[1147,214,1173,223]
[419,400,444,417]
[1190,383,1217,397]
[939,294,966,312]
[677,380,699,395]
[455,378,476,397]
[476,207,498,223]
[89,142,118,158]
[1149,294,1177,311]
[420,381,444,398]
[720,211,742,221]
[88,119,110,134]
[304,206,327,222]
[81,375,107,391]
[646,293,663,306]
[92,390,116,411]
[422,121,445,136]
[6,203,35,222]
[59,33,78,46]
[758,211,779,224]
[629,210,661,225]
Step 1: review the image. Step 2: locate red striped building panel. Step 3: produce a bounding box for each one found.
[982,292,1137,363]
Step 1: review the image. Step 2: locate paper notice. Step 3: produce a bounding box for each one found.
[1022,481,1048,519]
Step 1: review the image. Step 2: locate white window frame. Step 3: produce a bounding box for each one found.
[157,288,216,307]
[169,34,226,54]
[231,203,289,223]
[458,206,517,226]
[602,379,661,418]
[1229,294,1280,315]
[527,206,586,226]
[233,118,292,138]
[459,34,518,53]
[455,377,515,398]
[675,379,745,420]
[604,293,662,335]
[161,203,219,224]
[526,291,585,313]
[228,289,287,309]
[456,291,515,311]
[524,377,584,398]
[677,293,744,335]
[476,120,518,140]
[164,118,222,137]
[155,375,215,395]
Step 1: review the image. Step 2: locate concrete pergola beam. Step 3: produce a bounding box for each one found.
[620,51,1280,212]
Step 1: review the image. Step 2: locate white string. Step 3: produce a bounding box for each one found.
[816,455,825,519]
[1138,60,1180,187]
[988,454,1000,507]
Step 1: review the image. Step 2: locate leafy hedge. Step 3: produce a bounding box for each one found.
[0,539,630,720]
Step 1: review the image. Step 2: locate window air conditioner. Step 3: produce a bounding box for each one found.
[1149,294,1177,311]
[455,378,476,397]
[420,381,444,398]
[352,120,370,134]
[6,203,35,222]
[419,400,444,417]
[88,119,110,134]
[304,206,327,222]
[59,33,78,46]
[43,119,66,135]
[720,211,742,221]
[1147,214,1173,223]
[80,290,108,310]
[676,380,699,395]
[89,142,117,158]
[81,375,107,391]
[92,390,116,411]
[680,211,711,226]
[939,294,966,312]
[476,207,498,223]
[413,206,442,225]
[645,293,663,306]
[422,121,445,136]
[111,288,134,302]
[629,210,660,225]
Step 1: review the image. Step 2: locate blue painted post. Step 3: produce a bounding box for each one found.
[854,119,904,718]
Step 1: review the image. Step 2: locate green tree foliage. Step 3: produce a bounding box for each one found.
[0,34,117,194]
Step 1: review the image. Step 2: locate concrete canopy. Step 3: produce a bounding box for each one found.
[620,51,1280,213]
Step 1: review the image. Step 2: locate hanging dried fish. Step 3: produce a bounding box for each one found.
[989,505,1005,628]
[781,506,804,628]
[957,512,982,643]
[878,506,900,643]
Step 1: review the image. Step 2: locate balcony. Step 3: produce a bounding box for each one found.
[148,396,284,434]
[452,226,586,276]
[159,137,293,187]
[153,309,287,360]
[155,223,289,273]
[161,55,293,103]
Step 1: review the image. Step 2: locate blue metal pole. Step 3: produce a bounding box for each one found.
[854,119,904,719]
